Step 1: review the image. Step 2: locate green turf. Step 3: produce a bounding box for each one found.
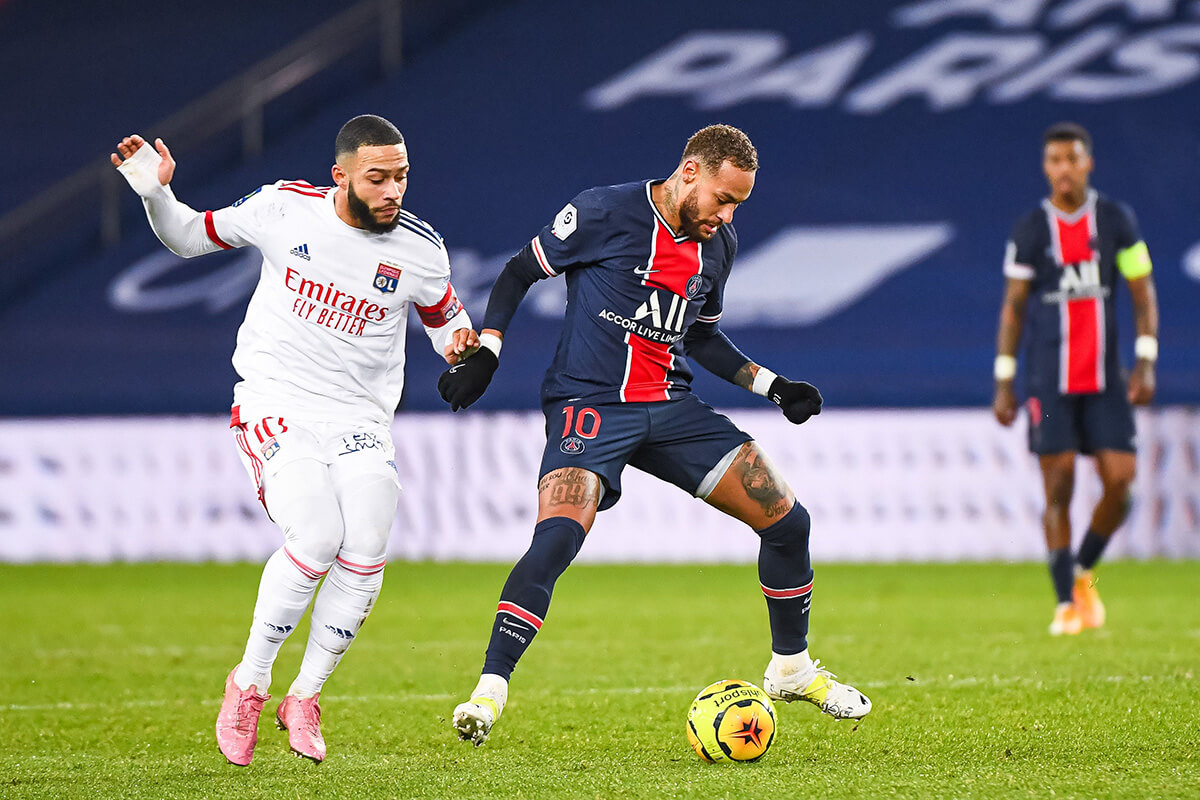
[1,561,1197,799]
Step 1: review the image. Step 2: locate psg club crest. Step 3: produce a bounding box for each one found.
[685,274,703,299]
[373,263,401,294]
[560,436,585,455]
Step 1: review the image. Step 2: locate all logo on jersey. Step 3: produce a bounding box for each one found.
[290,243,311,261]
[374,263,401,294]
[560,436,586,455]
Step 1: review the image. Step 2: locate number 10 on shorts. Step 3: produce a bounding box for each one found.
[561,405,601,439]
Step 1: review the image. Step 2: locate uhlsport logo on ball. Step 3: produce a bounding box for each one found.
[686,679,776,763]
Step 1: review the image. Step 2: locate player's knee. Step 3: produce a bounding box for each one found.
[531,517,587,565]
[338,475,400,560]
[757,501,810,544]
[330,551,386,599]
[273,495,344,567]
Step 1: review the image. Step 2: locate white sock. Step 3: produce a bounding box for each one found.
[234,547,325,692]
[288,552,385,698]
[471,673,509,713]
[770,649,817,685]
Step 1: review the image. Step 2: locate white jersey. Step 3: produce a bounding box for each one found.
[203,180,469,426]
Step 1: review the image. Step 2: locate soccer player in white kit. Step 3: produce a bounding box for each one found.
[111,115,478,765]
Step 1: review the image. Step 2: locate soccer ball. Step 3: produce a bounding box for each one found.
[685,679,776,763]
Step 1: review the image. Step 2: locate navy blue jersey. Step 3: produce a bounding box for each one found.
[1004,190,1144,395]
[519,180,737,405]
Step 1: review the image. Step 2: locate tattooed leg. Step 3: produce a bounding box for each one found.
[704,442,796,528]
[537,467,603,529]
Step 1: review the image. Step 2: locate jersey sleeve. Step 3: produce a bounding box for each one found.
[413,253,471,355]
[1003,213,1039,281]
[205,182,284,250]
[528,190,611,277]
[1113,203,1153,279]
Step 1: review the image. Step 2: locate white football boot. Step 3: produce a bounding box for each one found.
[452,674,508,747]
[763,651,872,720]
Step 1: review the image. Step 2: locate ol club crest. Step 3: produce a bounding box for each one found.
[373,263,401,294]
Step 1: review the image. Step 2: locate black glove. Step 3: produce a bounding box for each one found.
[438,348,499,411]
[767,376,823,424]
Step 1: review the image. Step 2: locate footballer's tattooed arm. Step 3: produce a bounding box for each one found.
[733,363,756,392]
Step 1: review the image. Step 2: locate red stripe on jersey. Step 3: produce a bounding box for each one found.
[1063,298,1102,394]
[230,405,243,429]
[497,601,543,630]
[278,186,326,198]
[761,579,814,599]
[204,210,233,250]
[531,236,556,276]
[620,332,673,402]
[644,220,700,295]
[1054,215,1093,264]
[414,283,463,328]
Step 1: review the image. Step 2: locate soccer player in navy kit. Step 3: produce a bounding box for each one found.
[438,124,871,746]
[993,123,1159,636]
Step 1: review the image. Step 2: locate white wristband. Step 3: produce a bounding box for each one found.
[752,367,778,397]
[116,139,167,198]
[1134,335,1158,362]
[479,332,503,358]
[994,354,1017,381]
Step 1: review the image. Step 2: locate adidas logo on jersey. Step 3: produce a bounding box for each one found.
[290,243,312,260]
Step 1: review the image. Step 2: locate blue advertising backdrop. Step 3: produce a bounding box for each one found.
[3,0,1198,415]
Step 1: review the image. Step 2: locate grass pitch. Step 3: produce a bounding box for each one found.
[2,560,1197,799]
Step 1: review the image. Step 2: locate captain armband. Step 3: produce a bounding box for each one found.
[1116,241,1153,280]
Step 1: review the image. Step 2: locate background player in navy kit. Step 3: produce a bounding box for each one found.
[993,123,1159,636]
[437,124,871,746]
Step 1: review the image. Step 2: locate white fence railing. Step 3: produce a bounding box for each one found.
[1,407,1197,563]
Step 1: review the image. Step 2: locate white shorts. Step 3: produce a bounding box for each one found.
[230,403,400,509]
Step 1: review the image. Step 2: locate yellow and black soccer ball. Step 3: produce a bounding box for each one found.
[685,679,776,763]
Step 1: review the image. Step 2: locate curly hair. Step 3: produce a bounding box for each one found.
[682,124,758,172]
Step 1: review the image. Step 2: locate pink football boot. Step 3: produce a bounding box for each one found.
[215,666,270,766]
[276,694,327,762]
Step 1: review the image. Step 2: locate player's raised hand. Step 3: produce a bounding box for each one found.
[993,382,1018,426]
[444,328,481,365]
[111,135,176,193]
[438,347,498,411]
[767,377,822,425]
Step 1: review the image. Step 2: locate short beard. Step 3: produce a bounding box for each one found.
[676,191,712,241]
[346,181,401,233]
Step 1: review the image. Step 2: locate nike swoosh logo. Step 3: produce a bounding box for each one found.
[501,617,530,630]
[632,264,659,276]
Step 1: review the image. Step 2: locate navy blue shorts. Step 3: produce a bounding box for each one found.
[1026,385,1136,455]
[540,394,752,511]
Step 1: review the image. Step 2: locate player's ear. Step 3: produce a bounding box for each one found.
[680,158,702,184]
[331,161,348,187]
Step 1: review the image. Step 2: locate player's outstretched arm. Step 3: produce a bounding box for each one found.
[111,134,223,258]
[993,277,1030,427]
[1126,274,1158,406]
[437,244,548,411]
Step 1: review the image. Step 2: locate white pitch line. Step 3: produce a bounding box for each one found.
[2,673,1190,714]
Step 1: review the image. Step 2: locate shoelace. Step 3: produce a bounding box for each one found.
[234,691,268,734]
[299,700,322,737]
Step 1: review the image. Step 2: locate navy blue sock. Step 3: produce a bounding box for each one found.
[1076,529,1111,571]
[482,517,586,679]
[1048,547,1074,604]
[756,503,814,656]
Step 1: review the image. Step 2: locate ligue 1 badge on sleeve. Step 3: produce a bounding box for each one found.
[373,262,401,294]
